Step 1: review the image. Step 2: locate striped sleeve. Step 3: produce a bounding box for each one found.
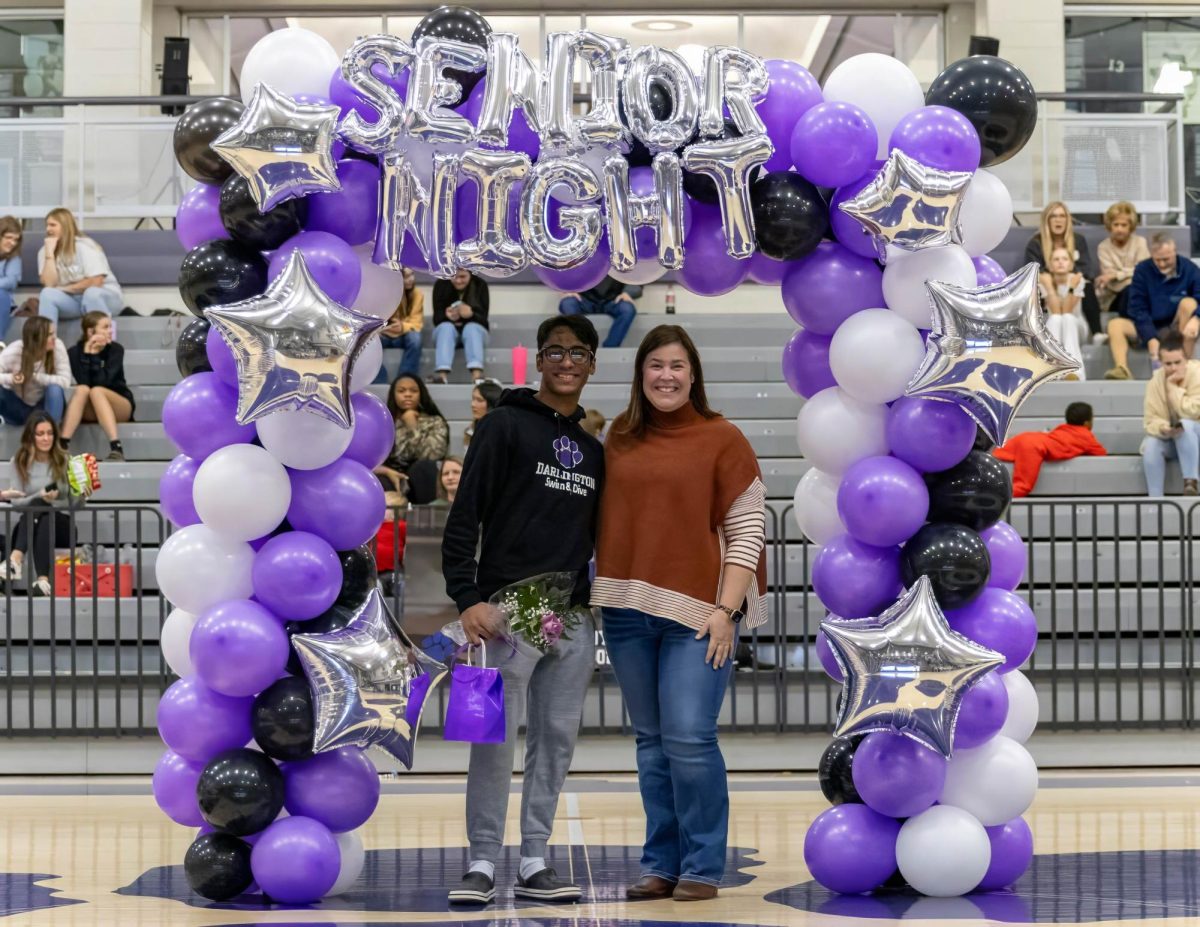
[721,477,766,570]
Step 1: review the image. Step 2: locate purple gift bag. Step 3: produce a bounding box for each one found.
[443,643,505,743]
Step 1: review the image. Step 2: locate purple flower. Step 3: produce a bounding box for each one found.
[541,611,564,645]
[552,436,583,470]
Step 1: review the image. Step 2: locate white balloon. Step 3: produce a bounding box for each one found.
[156,525,255,615]
[793,468,845,545]
[328,830,366,896]
[795,387,889,476]
[351,244,406,321]
[959,170,1014,258]
[882,245,977,328]
[999,670,1039,743]
[161,608,198,678]
[611,258,668,286]
[822,54,925,158]
[193,444,292,542]
[940,735,1038,826]
[351,335,384,393]
[239,27,340,104]
[257,409,354,471]
[896,805,991,897]
[829,309,926,404]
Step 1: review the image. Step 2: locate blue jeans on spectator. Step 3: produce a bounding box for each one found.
[0,290,13,344]
[1142,419,1200,496]
[0,384,66,426]
[600,606,734,886]
[559,296,637,348]
[39,286,122,324]
[374,330,423,383]
[434,321,487,374]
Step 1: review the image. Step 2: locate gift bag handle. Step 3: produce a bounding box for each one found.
[463,641,488,669]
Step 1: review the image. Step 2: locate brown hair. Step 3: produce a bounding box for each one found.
[582,408,606,438]
[437,455,464,501]
[1039,201,1076,268]
[1104,200,1139,232]
[611,325,719,440]
[79,310,110,344]
[1151,232,1176,252]
[14,411,67,487]
[0,216,22,259]
[45,207,82,263]
[18,317,56,399]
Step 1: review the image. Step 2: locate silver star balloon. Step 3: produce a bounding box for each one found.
[837,148,972,259]
[822,576,1003,757]
[211,82,342,212]
[205,250,383,427]
[905,262,1081,444]
[293,587,448,769]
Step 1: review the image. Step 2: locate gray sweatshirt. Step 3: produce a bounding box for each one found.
[8,458,71,508]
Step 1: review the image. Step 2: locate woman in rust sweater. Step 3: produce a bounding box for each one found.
[592,325,767,902]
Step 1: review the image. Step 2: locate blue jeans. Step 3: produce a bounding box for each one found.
[1142,419,1200,496]
[559,296,637,348]
[0,290,13,343]
[0,384,66,425]
[434,321,487,373]
[38,286,122,324]
[374,330,423,383]
[600,606,734,886]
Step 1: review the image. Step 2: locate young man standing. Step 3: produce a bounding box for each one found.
[442,314,604,905]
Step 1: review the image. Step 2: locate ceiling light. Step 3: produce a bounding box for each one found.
[634,19,690,32]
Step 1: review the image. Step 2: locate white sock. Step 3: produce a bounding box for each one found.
[519,856,546,881]
[468,860,495,880]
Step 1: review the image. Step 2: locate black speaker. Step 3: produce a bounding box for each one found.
[969,35,1000,57]
[161,37,190,115]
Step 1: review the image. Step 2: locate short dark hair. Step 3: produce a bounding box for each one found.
[537,314,599,353]
[1161,330,1186,355]
[1065,402,1093,426]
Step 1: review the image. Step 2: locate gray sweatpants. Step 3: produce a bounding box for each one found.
[466,611,595,862]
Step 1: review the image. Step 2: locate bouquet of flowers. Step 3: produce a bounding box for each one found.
[489,571,582,654]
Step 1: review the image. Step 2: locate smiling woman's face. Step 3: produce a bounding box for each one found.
[642,343,693,413]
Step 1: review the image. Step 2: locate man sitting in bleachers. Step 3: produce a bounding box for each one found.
[1141,331,1200,497]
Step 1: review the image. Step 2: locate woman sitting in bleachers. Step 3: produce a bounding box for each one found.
[59,312,133,461]
[36,208,123,324]
[462,379,502,449]
[0,216,23,343]
[434,455,463,506]
[1096,201,1150,319]
[1024,201,1102,339]
[0,317,71,425]
[1039,247,1088,380]
[374,373,449,505]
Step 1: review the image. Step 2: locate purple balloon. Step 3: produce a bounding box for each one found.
[837,456,930,547]
[983,521,1026,591]
[978,817,1034,891]
[812,535,902,620]
[791,102,878,189]
[830,163,886,259]
[889,105,982,173]
[162,373,256,461]
[305,160,381,247]
[329,64,408,124]
[345,391,395,469]
[782,328,835,399]
[204,326,238,388]
[759,60,824,173]
[954,669,1010,750]
[190,599,290,697]
[678,206,751,297]
[886,397,977,473]
[153,750,205,826]
[947,588,1037,673]
[176,183,230,251]
[283,746,381,832]
[289,458,386,552]
[252,532,342,622]
[803,804,900,894]
[269,230,362,306]
[157,676,254,764]
[852,732,947,818]
[748,251,790,286]
[159,454,201,528]
[816,628,843,681]
[250,815,340,903]
[533,240,611,292]
[973,255,1007,286]
[459,78,540,161]
[782,242,884,335]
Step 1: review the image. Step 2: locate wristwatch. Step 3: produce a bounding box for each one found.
[715,604,745,624]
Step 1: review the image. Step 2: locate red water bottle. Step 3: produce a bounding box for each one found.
[665,282,676,315]
[511,343,527,386]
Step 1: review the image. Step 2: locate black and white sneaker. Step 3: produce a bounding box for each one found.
[448,870,495,905]
[514,867,582,903]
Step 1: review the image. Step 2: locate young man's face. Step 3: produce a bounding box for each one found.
[1161,348,1187,380]
[536,326,595,400]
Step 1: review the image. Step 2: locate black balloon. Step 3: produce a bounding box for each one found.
[412,6,492,97]
[925,56,1037,168]
[973,425,995,453]
[252,676,316,761]
[178,239,268,319]
[624,80,682,168]
[174,97,245,184]
[285,601,356,676]
[924,450,1012,532]
[337,544,378,609]
[219,174,307,252]
[184,832,253,901]
[176,318,213,377]
[818,735,864,805]
[750,171,828,262]
[901,523,991,610]
[196,748,285,836]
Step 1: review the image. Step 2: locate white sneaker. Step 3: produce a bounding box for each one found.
[33,578,51,597]
[0,559,15,582]
[1091,333,1109,345]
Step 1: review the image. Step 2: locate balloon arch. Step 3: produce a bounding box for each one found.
[158,4,1056,905]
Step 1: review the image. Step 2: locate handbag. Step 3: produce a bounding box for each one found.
[442,642,505,744]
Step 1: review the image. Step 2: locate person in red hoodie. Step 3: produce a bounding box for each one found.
[993,402,1108,496]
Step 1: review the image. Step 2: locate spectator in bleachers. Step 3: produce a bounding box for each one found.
[0,412,76,596]
[581,408,606,440]
[375,266,424,383]
[993,402,1107,497]
[463,379,503,449]
[1024,201,1102,337]
[0,317,70,426]
[431,268,489,384]
[1141,330,1200,496]
[374,373,449,504]
[1039,248,1087,381]
[558,276,641,348]
[36,208,123,324]
[59,312,133,461]
[0,216,23,343]
[435,456,463,506]
[1096,201,1150,318]
[1105,233,1200,380]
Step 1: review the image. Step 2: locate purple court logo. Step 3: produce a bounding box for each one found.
[553,436,583,470]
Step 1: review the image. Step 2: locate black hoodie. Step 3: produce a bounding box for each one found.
[442,388,604,613]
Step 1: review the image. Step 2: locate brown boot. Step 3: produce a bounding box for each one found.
[626,875,675,899]
[1185,478,1199,496]
[672,880,718,901]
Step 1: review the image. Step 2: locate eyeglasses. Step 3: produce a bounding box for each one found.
[539,346,594,364]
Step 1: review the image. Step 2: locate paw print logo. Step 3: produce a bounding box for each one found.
[553,436,583,470]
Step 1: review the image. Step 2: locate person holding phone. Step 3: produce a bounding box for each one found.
[431,268,490,384]
[1141,330,1200,496]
